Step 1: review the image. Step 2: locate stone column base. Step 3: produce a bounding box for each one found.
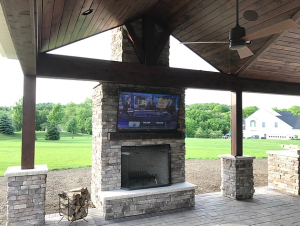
[267,151,300,195]
[5,165,48,226]
[218,155,255,200]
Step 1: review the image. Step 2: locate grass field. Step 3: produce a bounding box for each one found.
[1,132,300,176]
[0,132,92,177]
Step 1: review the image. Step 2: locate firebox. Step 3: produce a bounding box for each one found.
[121,144,171,190]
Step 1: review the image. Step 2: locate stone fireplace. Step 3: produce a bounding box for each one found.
[91,21,196,220]
[91,82,196,219]
[121,144,171,190]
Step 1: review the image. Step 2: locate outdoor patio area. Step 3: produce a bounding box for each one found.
[45,187,300,226]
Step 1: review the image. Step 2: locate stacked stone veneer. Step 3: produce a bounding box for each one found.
[267,151,300,195]
[5,165,48,226]
[103,189,195,219]
[219,155,255,200]
[91,83,191,219]
[111,19,169,66]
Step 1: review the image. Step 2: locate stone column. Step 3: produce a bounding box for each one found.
[5,165,48,226]
[218,155,255,200]
[267,151,300,195]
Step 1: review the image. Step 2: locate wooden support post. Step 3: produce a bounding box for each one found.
[21,75,36,169]
[231,90,243,156]
[142,15,156,65]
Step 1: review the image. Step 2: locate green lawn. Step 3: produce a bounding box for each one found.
[185,138,300,159]
[0,132,92,177]
[1,133,299,176]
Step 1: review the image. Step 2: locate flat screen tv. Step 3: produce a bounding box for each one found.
[117,91,181,131]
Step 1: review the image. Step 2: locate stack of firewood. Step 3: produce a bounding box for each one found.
[59,187,91,221]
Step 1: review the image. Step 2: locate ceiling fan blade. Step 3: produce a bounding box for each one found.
[180,41,229,44]
[237,47,253,59]
[241,19,299,41]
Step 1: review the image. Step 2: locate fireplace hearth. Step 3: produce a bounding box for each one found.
[121,144,171,190]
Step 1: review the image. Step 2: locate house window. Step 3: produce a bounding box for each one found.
[275,122,278,128]
[262,122,265,128]
[250,120,256,127]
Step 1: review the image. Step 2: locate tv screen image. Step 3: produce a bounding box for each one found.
[117,91,181,131]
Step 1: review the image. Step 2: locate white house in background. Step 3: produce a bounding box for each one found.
[243,108,300,140]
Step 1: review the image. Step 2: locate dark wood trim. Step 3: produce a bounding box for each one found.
[124,22,145,64]
[231,90,243,156]
[21,75,36,169]
[37,54,300,95]
[155,28,172,63]
[108,132,184,140]
[142,15,156,65]
[236,8,300,76]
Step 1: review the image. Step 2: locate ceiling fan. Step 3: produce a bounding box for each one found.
[181,0,299,59]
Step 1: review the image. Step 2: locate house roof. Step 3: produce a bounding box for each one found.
[278,111,292,116]
[277,115,300,129]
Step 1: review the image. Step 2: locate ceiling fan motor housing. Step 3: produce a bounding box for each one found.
[229,26,246,50]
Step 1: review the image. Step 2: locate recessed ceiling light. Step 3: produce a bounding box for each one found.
[82,9,93,16]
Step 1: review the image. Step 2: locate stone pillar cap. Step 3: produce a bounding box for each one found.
[218,154,255,160]
[4,165,48,177]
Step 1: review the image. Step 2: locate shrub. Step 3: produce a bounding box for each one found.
[45,125,60,140]
[0,114,14,135]
[295,135,299,139]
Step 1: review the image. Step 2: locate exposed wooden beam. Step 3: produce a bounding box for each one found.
[37,53,236,90]
[21,75,36,169]
[155,28,172,64]
[37,53,300,96]
[231,90,243,156]
[124,22,145,64]
[236,8,300,76]
[0,0,37,75]
[142,15,156,65]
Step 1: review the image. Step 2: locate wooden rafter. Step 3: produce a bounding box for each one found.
[124,22,145,64]
[37,53,300,95]
[142,15,156,65]
[236,8,300,76]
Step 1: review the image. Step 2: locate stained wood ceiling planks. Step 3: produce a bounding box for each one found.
[40,0,159,52]
[35,0,300,83]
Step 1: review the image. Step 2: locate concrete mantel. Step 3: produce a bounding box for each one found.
[218,154,256,160]
[4,164,48,177]
[98,182,198,202]
[267,150,300,157]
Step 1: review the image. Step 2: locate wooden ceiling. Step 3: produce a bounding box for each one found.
[2,0,300,83]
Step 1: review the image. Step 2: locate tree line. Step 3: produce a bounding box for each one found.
[185,103,300,139]
[2,100,300,139]
[0,98,92,139]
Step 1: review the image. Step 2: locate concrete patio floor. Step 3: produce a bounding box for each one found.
[45,187,300,226]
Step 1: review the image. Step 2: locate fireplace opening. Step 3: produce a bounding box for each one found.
[121,144,171,190]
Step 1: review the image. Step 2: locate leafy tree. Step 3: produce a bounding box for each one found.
[12,98,23,131]
[185,118,198,138]
[0,114,14,135]
[272,107,288,112]
[209,130,223,139]
[242,106,258,118]
[67,117,78,138]
[213,105,222,112]
[47,103,65,126]
[84,117,92,135]
[288,106,300,116]
[64,102,78,124]
[35,110,49,131]
[45,125,60,140]
[195,127,210,138]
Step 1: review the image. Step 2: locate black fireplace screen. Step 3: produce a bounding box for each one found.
[121,144,171,190]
